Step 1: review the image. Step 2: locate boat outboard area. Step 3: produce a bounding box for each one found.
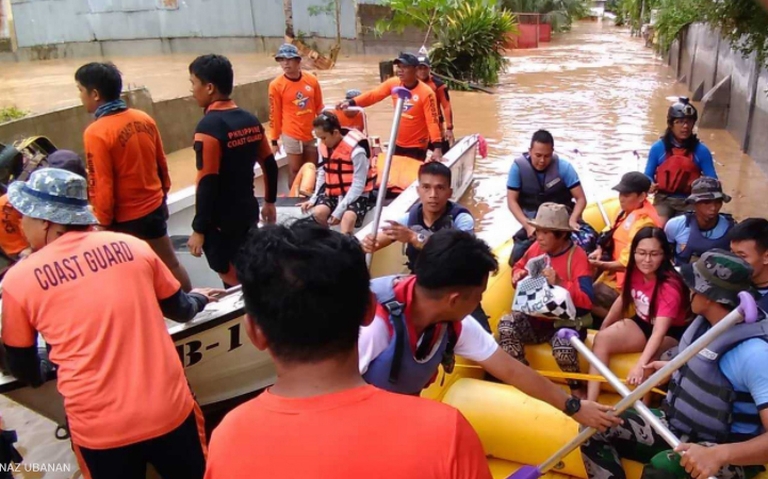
[0,16,767,479]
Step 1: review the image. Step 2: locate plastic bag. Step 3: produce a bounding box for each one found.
[512,254,577,321]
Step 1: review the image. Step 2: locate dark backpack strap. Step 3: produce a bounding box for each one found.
[441,323,458,374]
[382,300,407,384]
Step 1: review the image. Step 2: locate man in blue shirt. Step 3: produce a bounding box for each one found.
[730,218,768,312]
[506,130,586,263]
[665,177,735,265]
[644,97,717,224]
[581,250,768,479]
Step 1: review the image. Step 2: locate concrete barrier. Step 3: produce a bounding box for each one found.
[0,78,271,157]
[676,23,767,172]
[749,71,768,168]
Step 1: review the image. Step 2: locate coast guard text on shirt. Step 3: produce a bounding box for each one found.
[33,241,135,291]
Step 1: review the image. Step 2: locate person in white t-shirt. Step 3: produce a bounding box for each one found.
[360,229,622,432]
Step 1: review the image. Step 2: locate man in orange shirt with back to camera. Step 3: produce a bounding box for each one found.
[1,168,220,479]
[269,44,324,186]
[76,62,192,292]
[338,52,444,163]
[205,219,492,479]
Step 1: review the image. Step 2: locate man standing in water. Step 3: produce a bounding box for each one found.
[269,44,324,186]
[188,54,278,286]
[205,220,493,479]
[338,53,443,163]
[644,97,717,224]
[361,229,622,432]
[1,168,219,479]
[76,62,192,291]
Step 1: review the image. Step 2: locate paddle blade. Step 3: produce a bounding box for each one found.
[507,465,542,479]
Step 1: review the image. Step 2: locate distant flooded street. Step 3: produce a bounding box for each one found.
[2,20,763,252]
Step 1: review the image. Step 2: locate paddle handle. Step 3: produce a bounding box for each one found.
[563,331,682,449]
[365,87,412,268]
[532,292,757,475]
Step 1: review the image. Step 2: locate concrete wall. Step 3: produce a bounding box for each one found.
[671,23,768,170]
[0,78,271,156]
[10,0,357,49]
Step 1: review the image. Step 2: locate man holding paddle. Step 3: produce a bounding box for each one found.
[338,53,443,163]
[361,229,622,431]
[580,251,768,479]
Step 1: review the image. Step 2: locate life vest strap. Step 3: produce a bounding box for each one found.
[382,300,406,384]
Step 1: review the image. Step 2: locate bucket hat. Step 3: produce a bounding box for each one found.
[686,177,732,204]
[275,44,301,60]
[528,202,575,232]
[7,168,97,226]
[680,249,754,308]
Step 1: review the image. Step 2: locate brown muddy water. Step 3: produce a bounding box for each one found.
[0,19,766,478]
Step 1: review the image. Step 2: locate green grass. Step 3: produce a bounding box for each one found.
[0,106,28,124]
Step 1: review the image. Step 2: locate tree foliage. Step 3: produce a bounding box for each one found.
[430,2,518,87]
[614,0,768,68]
[502,0,590,32]
[375,0,517,87]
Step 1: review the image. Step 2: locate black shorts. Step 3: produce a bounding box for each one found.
[202,227,250,274]
[316,194,370,221]
[75,406,206,479]
[111,203,168,240]
[631,315,687,341]
[393,145,427,161]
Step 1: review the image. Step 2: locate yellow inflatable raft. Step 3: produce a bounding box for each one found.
[423,197,768,479]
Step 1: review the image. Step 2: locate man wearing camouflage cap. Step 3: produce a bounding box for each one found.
[665,177,736,266]
[581,250,768,479]
[1,168,220,478]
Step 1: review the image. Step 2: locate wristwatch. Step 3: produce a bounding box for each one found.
[564,396,582,417]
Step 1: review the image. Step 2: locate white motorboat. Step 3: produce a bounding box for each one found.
[0,133,479,427]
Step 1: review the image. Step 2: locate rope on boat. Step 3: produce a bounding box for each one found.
[452,363,667,396]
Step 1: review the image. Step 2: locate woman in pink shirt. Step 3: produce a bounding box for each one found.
[587,226,690,402]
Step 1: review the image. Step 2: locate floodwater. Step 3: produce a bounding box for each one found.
[0,19,767,478]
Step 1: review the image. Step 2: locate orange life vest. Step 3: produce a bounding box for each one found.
[655,147,701,195]
[319,129,377,197]
[374,154,422,194]
[611,200,662,287]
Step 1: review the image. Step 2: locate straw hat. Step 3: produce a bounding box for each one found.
[527,202,574,232]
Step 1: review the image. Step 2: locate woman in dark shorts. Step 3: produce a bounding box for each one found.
[586,226,691,402]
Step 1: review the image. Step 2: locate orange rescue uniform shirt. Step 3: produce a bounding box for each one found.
[84,109,171,225]
[0,194,28,256]
[335,107,366,132]
[204,385,492,479]
[1,231,195,449]
[352,77,442,150]
[268,72,324,142]
[424,75,454,132]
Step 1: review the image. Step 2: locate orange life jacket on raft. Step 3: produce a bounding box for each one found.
[318,129,377,197]
[655,147,702,195]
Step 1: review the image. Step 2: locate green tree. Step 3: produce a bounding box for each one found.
[502,0,590,31]
[373,0,461,46]
[430,2,518,87]
[307,0,342,46]
[375,0,516,87]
